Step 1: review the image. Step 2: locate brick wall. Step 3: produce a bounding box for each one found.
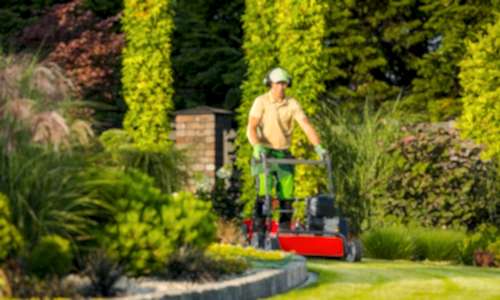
[174,107,234,190]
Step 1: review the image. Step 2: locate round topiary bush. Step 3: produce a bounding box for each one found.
[28,235,73,278]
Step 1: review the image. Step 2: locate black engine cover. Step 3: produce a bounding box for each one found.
[307,195,336,218]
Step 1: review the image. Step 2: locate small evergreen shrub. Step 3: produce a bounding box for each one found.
[411,226,466,261]
[28,235,73,278]
[361,225,415,260]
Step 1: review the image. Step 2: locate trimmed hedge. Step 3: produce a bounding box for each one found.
[122,0,175,147]
[458,15,500,162]
[382,123,498,229]
[236,0,329,215]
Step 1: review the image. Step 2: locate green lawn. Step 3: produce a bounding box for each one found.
[271,259,500,300]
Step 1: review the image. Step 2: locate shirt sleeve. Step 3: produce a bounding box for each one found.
[249,96,264,119]
[291,99,307,121]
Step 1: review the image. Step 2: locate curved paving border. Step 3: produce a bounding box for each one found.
[116,255,307,300]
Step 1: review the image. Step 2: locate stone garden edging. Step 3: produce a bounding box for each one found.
[115,255,307,300]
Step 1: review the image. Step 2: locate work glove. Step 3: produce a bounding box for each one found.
[252,144,266,160]
[314,144,328,160]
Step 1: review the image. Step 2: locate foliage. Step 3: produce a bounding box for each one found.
[122,0,174,147]
[83,0,122,17]
[323,1,497,121]
[87,168,215,276]
[0,122,100,249]
[411,226,466,262]
[2,258,78,299]
[383,123,499,229]
[28,235,73,278]
[99,129,188,193]
[171,0,245,110]
[0,53,95,149]
[206,243,288,262]
[164,247,248,281]
[82,249,123,297]
[459,224,499,265]
[319,102,404,232]
[486,239,500,265]
[458,15,500,163]
[17,0,125,129]
[237,0,329,216]
[361,225,415,260]
[0,193,23,262]
[0,0,69,47]
[236,0,278,215]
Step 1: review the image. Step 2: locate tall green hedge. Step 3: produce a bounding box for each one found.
[237,0,329,214]
[236,0,278,213]
[275,0,329,199]
[458,15,500,162]
[122,0,175,147]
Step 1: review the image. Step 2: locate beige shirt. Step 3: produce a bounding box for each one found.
[247,91,307,149]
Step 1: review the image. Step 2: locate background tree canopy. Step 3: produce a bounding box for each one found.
[171,0,245,111]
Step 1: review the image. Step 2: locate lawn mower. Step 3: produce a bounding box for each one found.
[243,155,362,262]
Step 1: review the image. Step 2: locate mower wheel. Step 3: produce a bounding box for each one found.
[345,238,362,262]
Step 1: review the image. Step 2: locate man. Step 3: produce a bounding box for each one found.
[247,67,327,240]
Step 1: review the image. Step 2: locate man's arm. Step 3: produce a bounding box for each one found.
[297,117,321,146]
[247,116,261,145]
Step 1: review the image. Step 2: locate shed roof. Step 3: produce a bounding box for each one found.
[174,106,233,115]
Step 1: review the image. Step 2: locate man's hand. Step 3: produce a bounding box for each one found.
[253,144,265,159]
[314,144,328,160]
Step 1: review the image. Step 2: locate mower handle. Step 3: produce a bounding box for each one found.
[256,155,335,202]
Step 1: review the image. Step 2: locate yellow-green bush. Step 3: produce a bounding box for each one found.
[458,16,500,162]
[236,0,329,215]
[28,235,73,278]
[0,193,22,262]
[90,168,216,276]
[122,0,175,147]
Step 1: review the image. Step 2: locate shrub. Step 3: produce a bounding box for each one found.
[411,226,466,262]
[164,248,248,281]
[122,0,175,146]
[17,0,125,129]
[99,129,188,193]
[384,122,498,229]
[87,168,216,276]
[459,224,499,265]
[0,193,22,262]
[28,235,74,278]
[486,239,500,265]
[319,102,405,233]
[82,249,123,297]
[361,225,415,260]
[458,16,500,162]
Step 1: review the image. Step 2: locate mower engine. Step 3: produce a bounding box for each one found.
[306,195,348,236]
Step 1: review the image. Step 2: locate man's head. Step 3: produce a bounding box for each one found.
[264,67,291,100]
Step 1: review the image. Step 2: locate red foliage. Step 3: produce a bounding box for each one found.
[18,0,124,103]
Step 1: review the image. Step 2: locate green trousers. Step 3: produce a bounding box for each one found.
[253,148,294,200]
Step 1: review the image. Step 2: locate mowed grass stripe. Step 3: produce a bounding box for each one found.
[270,259,500,300]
